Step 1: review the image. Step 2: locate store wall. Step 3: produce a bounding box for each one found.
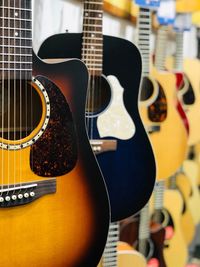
[33,0,198,58]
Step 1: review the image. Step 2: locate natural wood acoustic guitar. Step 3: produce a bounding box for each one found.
[138,13,188,180]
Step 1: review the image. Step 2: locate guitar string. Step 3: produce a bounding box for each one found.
[29,0,34,176]
[90,0,95,141]
[83,0,91,139]
[1,1,5,197]
[7,0,10,194]
[13,0,16,194]
[19,0,22,190]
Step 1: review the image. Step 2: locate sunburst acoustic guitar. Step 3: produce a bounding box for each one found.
[38,0,156,222]
[0,1,110,266]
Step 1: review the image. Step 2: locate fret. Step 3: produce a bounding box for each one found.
[82,30,102,34]
[83,16,102,21]
[1,35,31,40]
[0,7,31,11]
[82,58,102,62]
[84,9,103,13]
[84,1,103,5]
[83,24,102,28]
[82,53,102,57]
[87,67,102,71]
[0,16,31,21]
[82,37,102,40]
[83,43,102,46]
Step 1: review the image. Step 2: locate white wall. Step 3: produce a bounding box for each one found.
[33,0,198,58]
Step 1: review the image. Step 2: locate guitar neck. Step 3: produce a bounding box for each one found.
[81,0,103,76]
[174,31,184,71]
[137,7,151,77]
[138,203,150,255]
[154,181,165,214]
[155,25,168,71]
[0,0,32,80]
[102,222,119,267]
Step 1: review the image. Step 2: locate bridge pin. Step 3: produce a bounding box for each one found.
[0,197,4,203]
[30,192,35,197]
[5,196,11,202]
[24,193,29,198]
[12,195,17,200]
[18,194,23,199]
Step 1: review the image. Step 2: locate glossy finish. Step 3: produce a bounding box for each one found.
[0,53,110,266]
[38,33,156,222]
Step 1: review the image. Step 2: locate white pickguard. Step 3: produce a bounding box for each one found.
[97,75,135,140]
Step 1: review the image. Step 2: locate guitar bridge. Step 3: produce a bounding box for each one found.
[90,139,117,154]
[0,178,56,208]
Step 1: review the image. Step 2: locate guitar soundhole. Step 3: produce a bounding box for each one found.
[86,75,111,115]
[140,77,154,101]
[182,75,195,105]
[148,82,167,122]
[0,79,42,140]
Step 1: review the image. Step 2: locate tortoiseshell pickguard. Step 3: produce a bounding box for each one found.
[182,75,195,105]
[30,75,78,177]
[148,83,167,123]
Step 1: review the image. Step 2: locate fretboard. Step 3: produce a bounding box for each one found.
[154,180,165,210]
[0,0,32,79]
[174,31,184,71]
[137,7,151,77]
[155,25,168,71]
[138,203,150,241]
[81,0,103,76]
[102,222,119,267]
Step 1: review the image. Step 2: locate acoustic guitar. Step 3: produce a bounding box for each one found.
[137,9,188,180]
[151,182,188,267]
[38,0,156,222]
[169,173,195,245]
[120,203,167,267]
[0,1,110,266]
[97,223,147,267]
[166,41,200,146]
[183,160,200,225]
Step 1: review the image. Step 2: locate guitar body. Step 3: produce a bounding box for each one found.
[97,242,147,267]
[38,33,156,221]
[162,190,188,267]
[183,160,200,225]
[166,57,200,145]
[175,172,195,244]
[139,66,188,180]
[0,53,110,267]
[104,0,131,18]
[120,217,167,267]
